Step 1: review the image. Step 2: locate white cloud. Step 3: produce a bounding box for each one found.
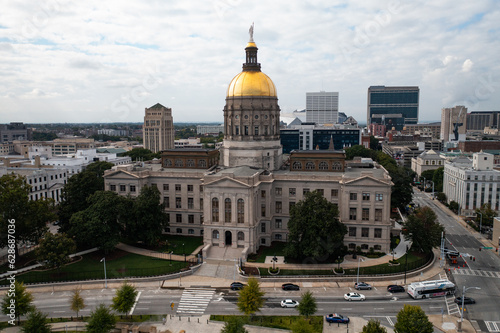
[0,0,499,123]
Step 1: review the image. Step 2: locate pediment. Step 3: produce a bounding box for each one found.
[204,177,252,189]
[104,170,142,180]
[343,175,391,187]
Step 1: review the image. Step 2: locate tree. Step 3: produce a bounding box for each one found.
[420,170,435,184]
[36,232,76,269]
[0,174,55,264]
[432,167,444,192]
[436,192,447,204]
[111,282,138,318]
[448,200,459,214]
[296,291,317,318]
[389,166,415,210]
[86,304,116,333]
[285,191,347,261]
[362,319,388,333]
[237,278,265,317]
[122,148,160,161]
[69,191,131,252]
[475,203,496,228]
[345,145,376,160]
[22,308,51,333]
[1,281,34,325]
[125,185,169,246]
[370,136,380,150]
[402,207,444,253]
[394,304,433,333]
[58,161,113,232]
[220,317,249,333]
[291,319,315,333]
[70,289,86,318]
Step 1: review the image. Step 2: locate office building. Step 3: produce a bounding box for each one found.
[0,122,31,143]
[441,106,467,142]
[196,124,224,136]
[467,111,500,131]
[143,103,174,153]
[367,86,419,130]
[306,92,339,125]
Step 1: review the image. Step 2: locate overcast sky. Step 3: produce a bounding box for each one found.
[1,0,499,124]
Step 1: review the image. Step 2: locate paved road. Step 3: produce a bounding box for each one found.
[412,189,500,331]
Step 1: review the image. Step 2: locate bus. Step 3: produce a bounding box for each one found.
[407,279,456,299]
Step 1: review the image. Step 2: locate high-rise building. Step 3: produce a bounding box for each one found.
[467,111,500,131]
[440,106,467,142]
[0,122,31,143]
[367,86,419,130]
[306,92,339,125]
[143,103,174,153]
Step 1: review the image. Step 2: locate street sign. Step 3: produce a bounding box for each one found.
[483,247,493,250]
[170,302,174,310]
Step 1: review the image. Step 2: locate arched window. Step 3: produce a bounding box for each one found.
[164,159,172,167]
[332,162,342,171]
[175,159,183,167]
[318,161,328,170]
[237,199,244,223]
[212,230,219,239]
[188,229,194,235]
[292,161,302,170]
[198,159,207,168]
[305,162,315,170]
[237,232,244,241]
[212,198,219,222]
[225,198,231,223]
[374,245,381,251]
[361,244,369,250]
[187,159,195,167]
[348,243,356,250]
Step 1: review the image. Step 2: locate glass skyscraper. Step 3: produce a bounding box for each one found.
[367,86,419,131]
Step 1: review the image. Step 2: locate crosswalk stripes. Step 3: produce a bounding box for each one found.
[452,269,500,278]
[444,295,460,316]
[176,288,215,316]
[486,321,500,332]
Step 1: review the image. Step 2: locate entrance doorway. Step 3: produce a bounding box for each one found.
[225,231,232,246]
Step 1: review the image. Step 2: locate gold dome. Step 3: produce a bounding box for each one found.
[227,71,277,97]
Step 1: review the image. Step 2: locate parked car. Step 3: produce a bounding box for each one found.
[230,282,246,290]
[53,220,60,225]
[387,285,405,293]
[325,313,350,323]
[282,283,300,291]
[354,282,372,290]
[344,292,365,301]
[280,299,299,308]
[455,297,476,304]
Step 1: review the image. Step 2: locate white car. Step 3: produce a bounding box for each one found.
[344,292,365,301]
[281,299,299,308]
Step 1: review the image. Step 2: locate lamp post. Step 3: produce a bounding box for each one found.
[356,257,365,284]
[477,211,483,236]
[169,251,173,266]
[183,243,185,262]
[430,180,435,199]
[459,286,480,331]
[404,245,409,285]
[100,257,107,289]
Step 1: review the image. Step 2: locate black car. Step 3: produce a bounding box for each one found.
[230,282,246,290]
[282,283,300,291]
[455,297,476,304]
[387,285,405,293]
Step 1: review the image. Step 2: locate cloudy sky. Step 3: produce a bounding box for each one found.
[1,0,499,124]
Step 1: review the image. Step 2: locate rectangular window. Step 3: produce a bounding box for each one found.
[176,214,182,223]
[188,198,194,209]
[176,197,182,209]
[261,203,266,217]
[375,209,382,221]
[303,188,310,195]
[200,198,203,209]
[349,208,357,220]
[275,201,282,213]
[164,197,170,208]
[362,193,370,201]
[275,187,282,196]
[120,185,126,192]
[130,185,136,192]
[376,193,383,201]
[275,219,282,229]
[235,126,239,135]
[188,215,194,224]
[350,193,357,200]
[261,190,266,198]
[317,189,324,196]
[175,184,181,191]
[349,227,356,237]
[261,222,266,233]
[331,189,338,197]
[163,184,169,191]
[244,126,249,135]
[289,201,295,212]
[254,126,259,135]
[362,208,370,221]
[362,228,369,237]
[187,185,193,192]
[289,188,296,197]
[374,228,382,238]
[110,184,116,191]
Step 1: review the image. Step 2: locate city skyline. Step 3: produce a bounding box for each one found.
[1,1,499,123]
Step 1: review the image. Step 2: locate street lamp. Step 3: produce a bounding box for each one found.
[477,211,483,235]
[404,245,409,285]
[356,257,365,284]
[169,251,173,266]
[183,243,186,262]
[460,286,481,330]
[430,180,435,199]
[100,257,107,289]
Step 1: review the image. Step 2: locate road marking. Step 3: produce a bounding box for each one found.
[485,321,500,332]
[128,291,141,316]
[341,308,352,310]
[177,288,215,316]
[386,316,394,326]
[374,308,384,310]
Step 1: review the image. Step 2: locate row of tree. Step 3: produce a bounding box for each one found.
[1,280,138,332]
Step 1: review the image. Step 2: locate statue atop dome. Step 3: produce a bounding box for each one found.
[249,22,254,42]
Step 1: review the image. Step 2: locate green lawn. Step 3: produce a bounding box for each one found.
[123,235,203,256]
[247,242,288,263]
[1,250,189,285]
[211,315,323,332]
[259,268,332,276]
